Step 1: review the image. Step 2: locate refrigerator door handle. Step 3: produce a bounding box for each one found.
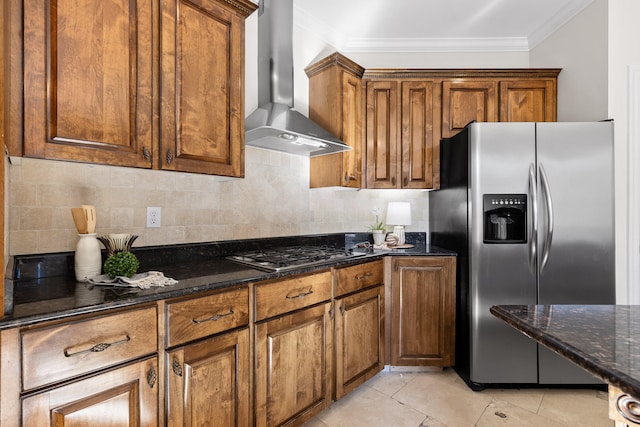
[528,164,538,273]
[539,163,554,272]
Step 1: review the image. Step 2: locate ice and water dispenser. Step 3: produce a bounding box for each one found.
[483,194,527,243]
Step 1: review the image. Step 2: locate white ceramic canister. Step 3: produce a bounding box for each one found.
[75,233,102,281]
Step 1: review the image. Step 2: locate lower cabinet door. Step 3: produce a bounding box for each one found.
[334,285,384,399]
[22,357,158,426]
[166,328,250,426]
[255,302,333,427]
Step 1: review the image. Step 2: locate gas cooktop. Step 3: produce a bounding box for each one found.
[226,245,366,272]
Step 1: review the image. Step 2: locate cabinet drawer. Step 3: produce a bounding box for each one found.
[21,306,157,391]
[166,286,249,348]
[335,260,384,297]
[255,271,332,321]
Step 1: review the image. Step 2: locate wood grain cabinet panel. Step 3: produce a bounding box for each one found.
[166,328,250,426]
[254,271,332,321]
[442,80,498,138]
[21,306,157,391]
[166,286,249,348]
[22,356,158,427]
[499,79,557,122]
[255,302,333,427]
[307,53,365,188]
[400,81,436,189]
[21,0,256,176]
[389,256,456,367]
[23,0,154,167]
[160,0,254,176]
[366,80,399,188]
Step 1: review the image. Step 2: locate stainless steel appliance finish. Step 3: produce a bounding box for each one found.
[227,246,366,272]
[244,0,351,157]
[430,121,615,389]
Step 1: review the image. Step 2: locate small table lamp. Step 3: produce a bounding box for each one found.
[386,202,412,245]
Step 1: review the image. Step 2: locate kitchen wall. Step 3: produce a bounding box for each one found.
[530,0,608,121]
[7,153,429,255]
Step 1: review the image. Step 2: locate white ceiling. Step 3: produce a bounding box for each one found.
[294,0,595,53]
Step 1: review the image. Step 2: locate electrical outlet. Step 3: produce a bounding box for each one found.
[146,207,161,228]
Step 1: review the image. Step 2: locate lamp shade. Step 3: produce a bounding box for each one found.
[386,202,412,226]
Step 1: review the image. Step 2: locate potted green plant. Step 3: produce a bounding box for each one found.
[368,208,387,245]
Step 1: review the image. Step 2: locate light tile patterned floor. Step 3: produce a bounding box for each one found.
[304,368,612,427]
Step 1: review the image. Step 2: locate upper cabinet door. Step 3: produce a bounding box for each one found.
[160,0,253,177]
[442,81,498,138]
[23,0,154,167]
[400,81,436,189]
[366,81,398,189]
[499,80,557,122]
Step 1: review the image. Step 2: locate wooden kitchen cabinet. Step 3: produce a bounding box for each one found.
[255,272,333,427]
[441,70,559,138]
[19,0,256,176]
[166,329,250,426]
[2,305,160,427]
[365,79,437,189]
[165,286,250,426]
[307,55,560,190]
[160,0,255,176]
[441,80,498,138]
[306,53,365,188]
[22,0,154,168]
[22,356,159,426]
[388,256,456,367]
[334,260,384,399]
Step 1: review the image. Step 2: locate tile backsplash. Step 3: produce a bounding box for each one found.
[8,148,429,255]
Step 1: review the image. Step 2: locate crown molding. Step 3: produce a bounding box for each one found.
[295,0,594,54]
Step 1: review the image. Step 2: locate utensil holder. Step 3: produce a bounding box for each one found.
[75,233,102,282]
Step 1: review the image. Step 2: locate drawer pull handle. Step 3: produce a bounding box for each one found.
[286,288,313,299]
[63,334,131,357]
[355,272,373,280]
[192,309,235,324]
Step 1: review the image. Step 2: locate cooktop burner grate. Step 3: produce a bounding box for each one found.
[227,245,365,272]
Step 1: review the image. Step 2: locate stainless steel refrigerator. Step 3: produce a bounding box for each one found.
[429,121,615,389]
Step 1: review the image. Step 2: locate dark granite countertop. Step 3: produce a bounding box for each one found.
[491,305,640,398]
[2,232,455,330]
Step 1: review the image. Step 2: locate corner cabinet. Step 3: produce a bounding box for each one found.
[20,0,256,177]
[306,53,365,188]
[387,256,456,367]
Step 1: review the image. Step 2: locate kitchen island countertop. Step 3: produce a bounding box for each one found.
[490,304,640,399]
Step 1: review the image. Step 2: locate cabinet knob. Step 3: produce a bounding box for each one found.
[166,149,174,165]
[616,393,640,424]
[391,177,396,186]
[146,365,157,388]
[192,309,234,324]
[172,359,183,377]
[285,288,314,299]
[403,177,408,186]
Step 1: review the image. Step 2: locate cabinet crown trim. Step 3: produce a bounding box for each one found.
[305,53,366,78]
[363,68,562,80]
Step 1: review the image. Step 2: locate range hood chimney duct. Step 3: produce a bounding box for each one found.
[244,0,351,156]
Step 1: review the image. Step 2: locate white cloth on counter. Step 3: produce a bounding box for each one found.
[88,271,178,289]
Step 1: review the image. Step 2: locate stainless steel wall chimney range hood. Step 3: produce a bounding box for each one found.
[245,0,351,156]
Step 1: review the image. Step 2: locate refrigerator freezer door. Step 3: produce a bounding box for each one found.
[469,122,538,384]
[535,121,615,384]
